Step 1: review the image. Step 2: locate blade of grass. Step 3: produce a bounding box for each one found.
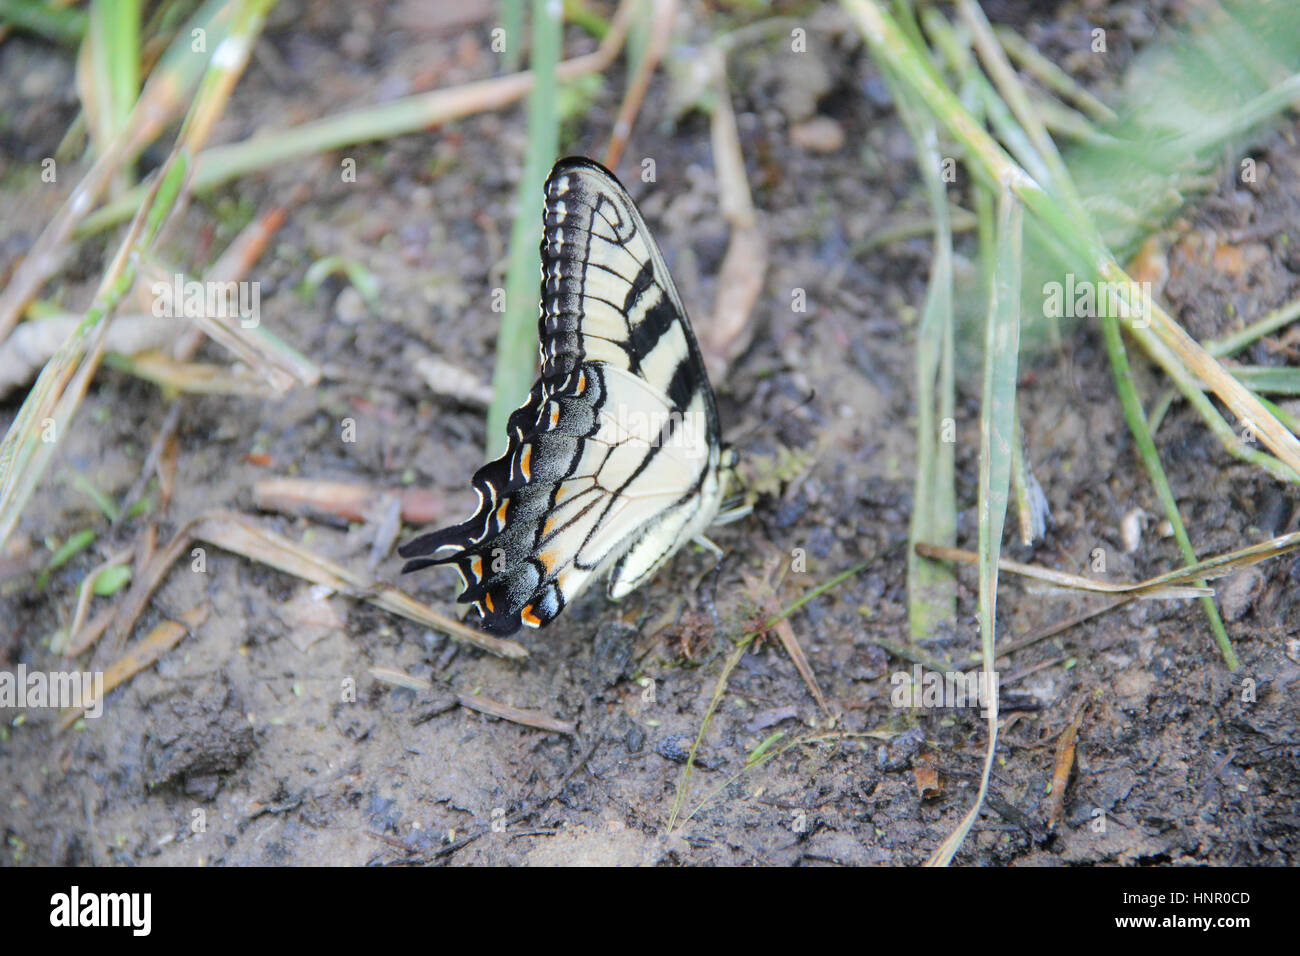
[843,0,1300,480]
[486,0,561,449]
[1099,301,1239,668]
[928,185,1021,867]
[0,153,189,548]
[58,603,210,730]
[943,0,1244,667]
[1228,366,1300,396]
[502,0,524,72]
[0,0,236,342]
[918,528,1300,598]
[0,0,274,548]
[84,0,141,165]
[77,1,637,237]
[990,25,1116,124]
[0,0,87,44]
[1205,294,1300,358]
[888,74,958,638]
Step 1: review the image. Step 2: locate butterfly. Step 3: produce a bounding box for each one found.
[398,156,736,635]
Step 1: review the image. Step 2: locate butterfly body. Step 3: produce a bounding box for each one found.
[399,157,730,635]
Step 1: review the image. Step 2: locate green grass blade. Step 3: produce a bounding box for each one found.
[1099,306,1239,670]
[1229,366,1300,396]
[887,75,958,638]
[502,0,524,72]
[1206,295,1300,357]
[486,0,561,450]
[0,0,87,44]
[87,0,141,158]
[930,185,1022,866]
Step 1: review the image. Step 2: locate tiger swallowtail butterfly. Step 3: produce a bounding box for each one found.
[398,157,734,636]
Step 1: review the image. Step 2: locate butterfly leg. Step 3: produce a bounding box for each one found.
[692,533,725,560]
[710,504,752,527]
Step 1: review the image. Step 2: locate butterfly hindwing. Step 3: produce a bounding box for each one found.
[399,157,730,635]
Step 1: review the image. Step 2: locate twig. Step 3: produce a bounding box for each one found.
[1046,697,1089,830]
[602,0,676,170]
[698,46,766,382]
[370,668,574,734]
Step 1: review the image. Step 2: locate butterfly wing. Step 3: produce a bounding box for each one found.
[399,157,728,635]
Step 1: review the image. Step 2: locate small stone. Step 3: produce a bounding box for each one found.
[790,116,845,154]
[334,286,368,324]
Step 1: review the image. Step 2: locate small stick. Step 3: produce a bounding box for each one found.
[1046,698,1089,830]
[602,0,677,170]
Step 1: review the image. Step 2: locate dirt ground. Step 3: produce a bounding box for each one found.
[1,0,1297,866]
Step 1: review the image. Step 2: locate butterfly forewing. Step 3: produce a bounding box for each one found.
[399,157,729,635]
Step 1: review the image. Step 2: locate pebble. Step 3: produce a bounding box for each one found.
[791,117,846,154]
[334,286,368,324]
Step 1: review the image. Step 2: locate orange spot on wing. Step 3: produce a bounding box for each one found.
[538,551,558,574]
[468,555,483,579]
[553,483,568,504]
[542,515,558,536]
[496,498,509,527]
[575,370,587,395]
[520,605,542,628]
[548,403,561,430]
[520,444,532,481]
[483,592,495,613]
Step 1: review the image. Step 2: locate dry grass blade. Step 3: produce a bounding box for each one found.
[189,511,527,658]
[914,543,1208,598]
[59,602,210,730]
[165,206,320,388]
[994,596,1131,659]
[68,545,132,641]
[105,353,281,396]
[101,510,527,660]
[455,691,575,734]
[369,667,573,734]
[916,529,1300,598]
[740,569,831,718]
